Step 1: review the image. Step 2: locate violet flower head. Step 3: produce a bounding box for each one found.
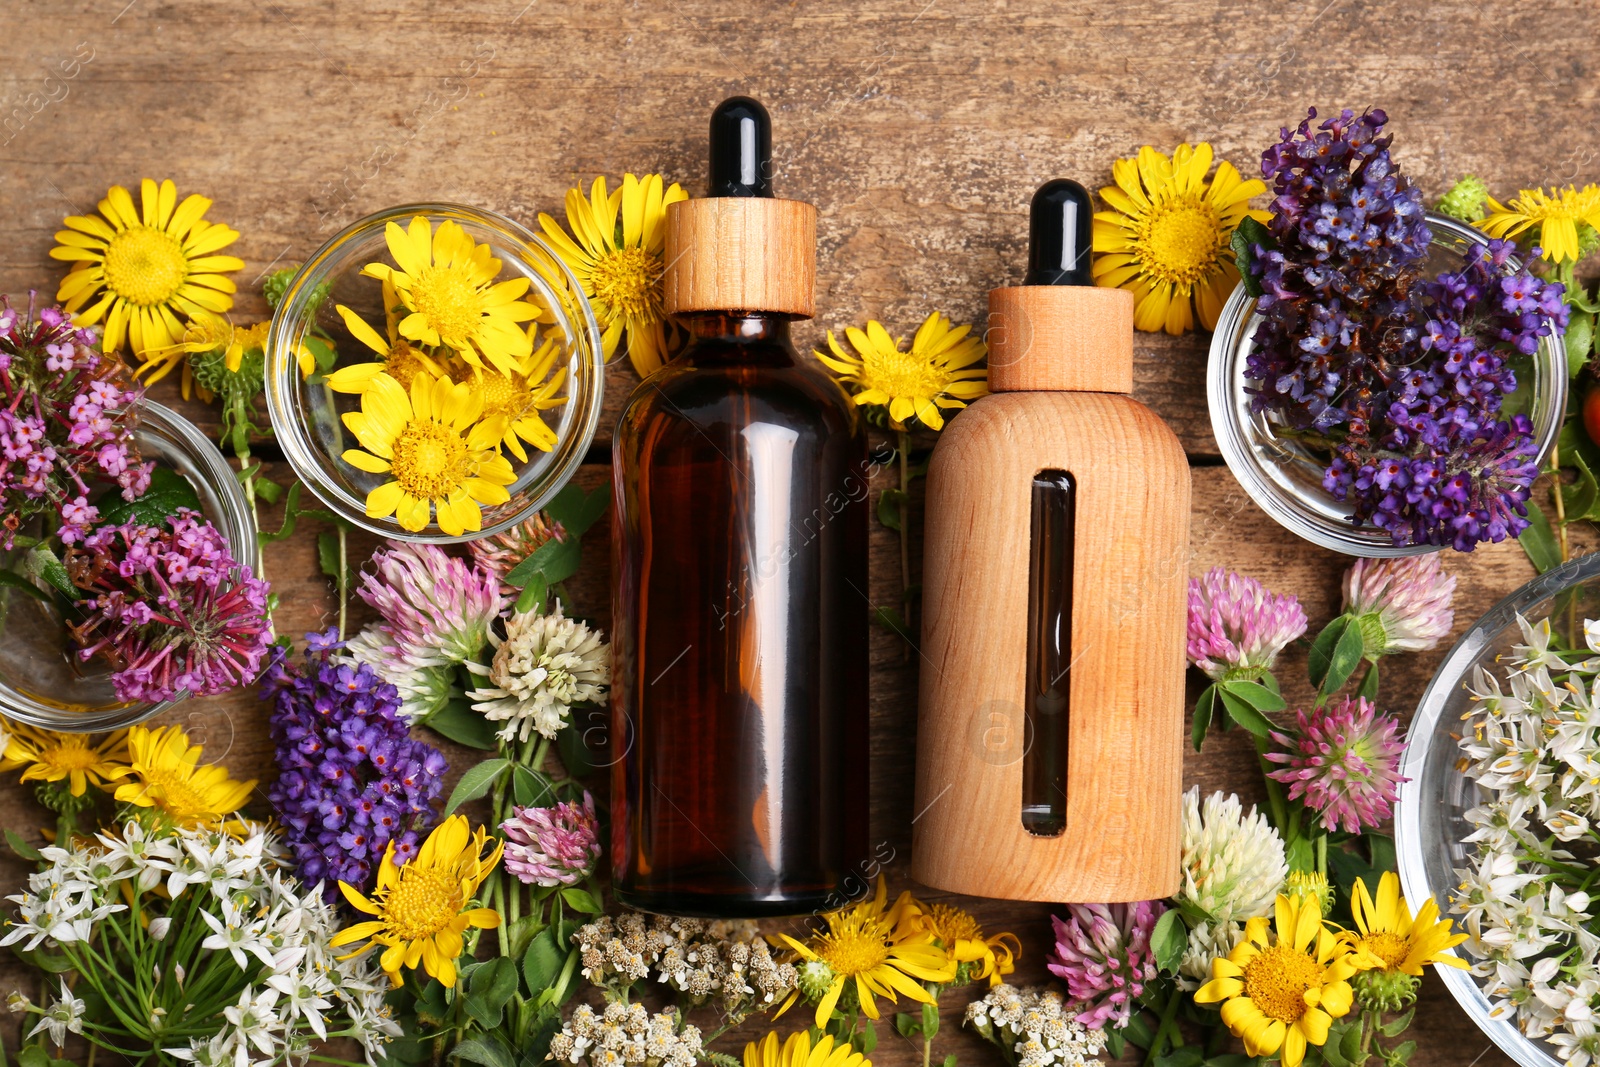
[1046,900,1165,1030]
[500,792,602,887]
[261,629,447,897]
[67,510,272,704]
[1265,696,1406,834]
[1186,567,1308,681]
[1342,553,1457,655]
[0,292,150,549]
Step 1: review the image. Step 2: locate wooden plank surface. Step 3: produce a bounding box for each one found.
[5,2,1597,1063]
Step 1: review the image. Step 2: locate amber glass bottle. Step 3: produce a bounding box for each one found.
[610,98,870,916]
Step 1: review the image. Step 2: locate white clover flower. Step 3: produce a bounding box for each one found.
[466,602,610,743]
[1177,787,1287,925]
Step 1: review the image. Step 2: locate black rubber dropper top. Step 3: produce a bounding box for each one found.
[709,96,773,198]
[1023,179,1094,286]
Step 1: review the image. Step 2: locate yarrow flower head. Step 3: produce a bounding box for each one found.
[963,986,1108,1067]
[66,509,272,704]
[500,791,602,887]
[1266,696,1406,834]
[1341,553,1456,656]
[345,541,504,720]
[1178,787,1287,926]
[465,602,610,743]
[0,293,150,549]
[262,630,447,897]
[1186,567,1307,681]
[1046,900,1164,1030]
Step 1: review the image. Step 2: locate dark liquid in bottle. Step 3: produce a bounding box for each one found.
[1022,469,1074,837]
[611,313,870,916]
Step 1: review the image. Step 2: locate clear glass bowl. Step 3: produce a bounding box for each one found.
[1395,552,1600,1067]
[0,401,259,732]
[1207,212,1566,557]
[263,203,603,543]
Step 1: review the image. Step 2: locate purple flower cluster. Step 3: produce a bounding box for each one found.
[1245,109,1565,550]
[0,293,150,549]
[501,793,602,887]
[261,630,448,897]
[1046,900,1165,1030]
[67,509,272,703]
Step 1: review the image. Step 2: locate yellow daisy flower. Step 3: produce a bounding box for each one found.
[138,312,280,399]
[744,1031,870,1067]
[538,173,687,379]
[815,312,989,432]
[1194,894,1381,1067]
[50,178,244,357]
[1343,871,1468,976]
[1481,184,1600,263]
[361,216,540,377]
[340,371,515,536]
[918,901,1021,988]
[0,721,130,797]
[112,724,256,827]
[475,337,568,462]
[1093,143,1269,335]
[330,814,503,989]
[778,875,959,1027]
[326,286,453,393]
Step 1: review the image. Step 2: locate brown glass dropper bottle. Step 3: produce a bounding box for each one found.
[609,97,871,917]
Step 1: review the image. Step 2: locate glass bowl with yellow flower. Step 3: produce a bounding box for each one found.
[0,401,258,732]
[265,204,603,541]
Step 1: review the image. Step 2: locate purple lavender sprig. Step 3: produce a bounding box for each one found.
[260,629,447,897]
[0,293,151,549]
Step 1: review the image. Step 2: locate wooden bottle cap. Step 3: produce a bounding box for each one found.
[664,197,817,319]
[986,284,1134,394]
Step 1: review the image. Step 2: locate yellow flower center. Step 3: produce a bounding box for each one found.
[479,371,529,419]
[1242,944,1323,1024]
[817,923,891,978]
[381,867,464,941]
[927,903,983,944]
[103,227,188,307]
[1135,196,1225,288]
[39,743,103,774]
[390,418,470,501]
[138,767,210,818]
[408,266,486,346]
[588,247,661,321]
[1357,931,1410,970]
[384,342,435,390]
[860,345,951,403]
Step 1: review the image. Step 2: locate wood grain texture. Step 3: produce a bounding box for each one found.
[664,197,818,317]
[987,286,1134,394]
[914,391,1189,902]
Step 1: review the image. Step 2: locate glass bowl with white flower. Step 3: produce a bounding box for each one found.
[264,204,603,542]
[1396,552,1600,1067]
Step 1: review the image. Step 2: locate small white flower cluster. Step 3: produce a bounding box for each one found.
[964,986,1107,1067]
[0,820,399,1066]
[546,1001,703,1067]
[1455,614,1600,1064]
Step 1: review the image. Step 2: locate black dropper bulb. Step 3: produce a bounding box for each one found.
[709,96,773,198]
[1023,179,1094,286]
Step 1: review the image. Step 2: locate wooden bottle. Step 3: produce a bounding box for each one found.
[911,180,1189,903]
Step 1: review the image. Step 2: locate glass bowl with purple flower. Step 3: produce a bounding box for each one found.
[0,299,262,730]
[1395,552,1600,1067]
[1209,108,1566,557]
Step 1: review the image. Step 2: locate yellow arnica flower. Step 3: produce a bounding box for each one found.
[919,900,1020,987]
[50,179,244,357]
[340,371,515,535]
[744,1031,869,1067]
[539,173,687,379]
[1093,143,1269,335]
[1481,184,1600,263]
[112,725,256,827]
[361,217,540,377]
[816,312,989,432]
[778,875,959,1027]
[475,337,568,462]
[331,814,503,988]
[1195,894,1381,1067]
[0,721,130,797]
[1342,871,1468,976]
[138,312,278,399]
[325,277,453,392]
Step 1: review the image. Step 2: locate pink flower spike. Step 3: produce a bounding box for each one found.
[1265,696,1406,834]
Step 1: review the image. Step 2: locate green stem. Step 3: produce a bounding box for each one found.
[337,522,349,639]
[1253,734,1293,841]
[1143,986,1185,1066]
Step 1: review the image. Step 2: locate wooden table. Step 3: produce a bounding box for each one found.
[4,2,1592,1063]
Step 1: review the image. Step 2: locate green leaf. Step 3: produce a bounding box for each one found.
[0,568,51,605]
[1104,1030,1125,1060]
[1368,831,1396,871]
[1379,1006,1415,1037]
[515,573,549,614]
[1220,679,1286,714]
[940,1057,956,1067]
[259,481,306,544]
[1386,1039,1417,1065]
[1319,1020,1353,1067]
[512,764,555,808]
[1568,309,1595,377]
[465,956,520,1028]
[1191,684,1216,751]
[1308,614,1365,698]
[560,887,601,914]
[1307,615,1352,692]
[1150,907,1187,975]
[859,1020,878,1055]
[544,482,610,539]
[523,928,565,994]
[1286,833,1316,874]
[1564,451,1600,522]
[96,466,203,527]
[442,759,511,817]
[450,1037,516,1067]
[4,830,40,862]
[893,1013,919,1039]
[424,696,500,750]
[1519,496,1563,575]
[919,1001,939,1040]
[316,531,356,596]
[25,546,77,600]
[253,475,283,506]
[1152,1048,1203,1067]
[504,536,581,590]
[1230,216,1273,300]
[876,488,907,532]
[1216,687,1274,738]
[1357,660,1380,701]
